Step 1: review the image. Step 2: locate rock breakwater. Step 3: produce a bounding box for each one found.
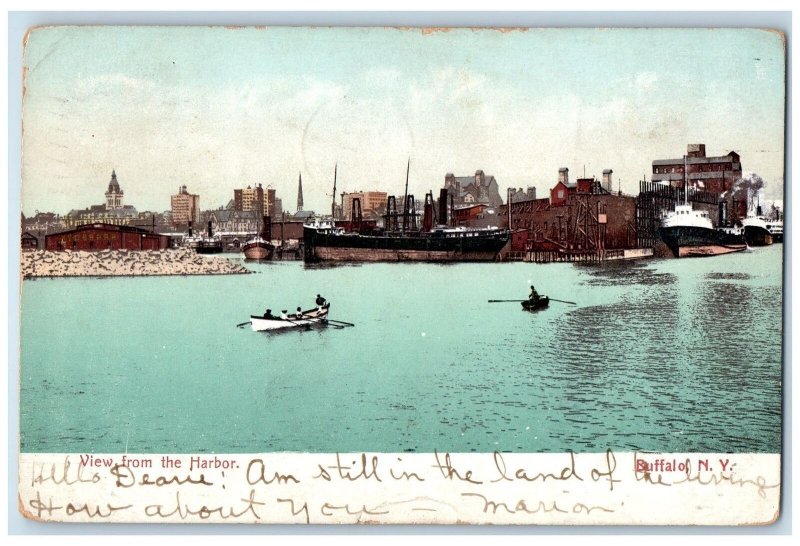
[21,249,251,278]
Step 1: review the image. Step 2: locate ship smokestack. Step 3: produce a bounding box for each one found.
[439,188,449,226]
[188,221,193,237]
[207,221,213,238]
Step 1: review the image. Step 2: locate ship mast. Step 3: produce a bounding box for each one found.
[331,163,338,221]
[684,155,688,206]
[402,158,410,232]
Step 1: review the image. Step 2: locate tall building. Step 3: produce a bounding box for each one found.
[170,185,200,226]
[342,191,388,220]
[233,184,265,215]
[652,144,741,194]
[266,187,277,218]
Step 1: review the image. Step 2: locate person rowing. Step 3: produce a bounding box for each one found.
[295,307,304,319]
[263,308,275,319]
[316,294,327,310]
[529,285,541,304]
[280,310,288,320]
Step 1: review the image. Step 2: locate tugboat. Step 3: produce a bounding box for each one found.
[186,221,223,254]
[243,215,275,260]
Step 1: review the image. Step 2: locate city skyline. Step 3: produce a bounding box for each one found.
[21,27,785,216]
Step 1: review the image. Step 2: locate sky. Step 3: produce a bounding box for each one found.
[20,26,786,216]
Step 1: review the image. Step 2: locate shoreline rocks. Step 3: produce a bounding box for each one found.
[21,249,251,278]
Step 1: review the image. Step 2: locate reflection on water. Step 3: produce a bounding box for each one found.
[20,245,783,454]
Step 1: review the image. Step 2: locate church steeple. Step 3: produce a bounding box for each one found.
[296,172,304,212]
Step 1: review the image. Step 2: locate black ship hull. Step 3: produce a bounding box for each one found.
[744,225,773,247]
[303,226,510,262]
[194,241,223,254]
[659,226,747,258]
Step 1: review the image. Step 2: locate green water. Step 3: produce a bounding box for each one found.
[20,245,783,453]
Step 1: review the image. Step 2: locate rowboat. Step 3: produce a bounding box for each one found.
[521,297,550,311]
[250,303,330,332]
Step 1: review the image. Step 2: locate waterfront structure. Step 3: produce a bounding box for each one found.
[509,187,536,203]
[22,212,64,234]
[501,167,638,254]
[652,144,741,194]
[64,171,139,228]
[45,223,170,251]
[342,191,388,220]
[443,170,503,208]
[21,231,39,251]
[452,204,491,225]
[171,185,200,227]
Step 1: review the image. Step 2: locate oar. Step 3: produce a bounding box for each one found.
[304,316,344,329]
[325,318,356,327]
[488,299,525,303]
[548,298,577,305]
[236,321,251,328]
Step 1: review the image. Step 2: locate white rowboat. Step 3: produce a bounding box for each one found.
[250,303,330,332]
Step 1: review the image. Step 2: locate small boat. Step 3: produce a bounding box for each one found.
[250,303,330,332]
[522,297,550,311]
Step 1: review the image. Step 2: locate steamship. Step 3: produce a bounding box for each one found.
[741,214,773,247]
[303,223,510,262]
[657,157,747,258]
[303,184,510,263]
[659,203,747,258]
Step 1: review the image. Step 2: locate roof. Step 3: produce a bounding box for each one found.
[293,210,316,219]
[48,223,165,236]
[210,209,258,222]
[68,204,138,217]
[653,154,741,166]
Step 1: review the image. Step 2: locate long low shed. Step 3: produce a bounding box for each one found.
[45,223,171,251]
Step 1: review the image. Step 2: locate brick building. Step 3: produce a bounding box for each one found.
[652,144,746,223]
[45,223,170,251]
[652,144,741,194]
[170,185,200,226]
[342,191,388,220]
[501,168,637,252]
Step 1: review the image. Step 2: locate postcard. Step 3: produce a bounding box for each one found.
[17,25,784,525]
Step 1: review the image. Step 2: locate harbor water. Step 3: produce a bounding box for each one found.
[20,245,783,454]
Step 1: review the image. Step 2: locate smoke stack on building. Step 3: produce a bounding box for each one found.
[602,169,613,192]
[558,167,569,185]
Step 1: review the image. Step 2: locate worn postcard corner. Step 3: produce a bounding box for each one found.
[18,25,784,526]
